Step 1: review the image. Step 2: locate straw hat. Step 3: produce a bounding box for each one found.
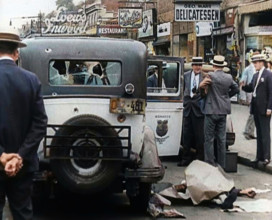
[0,26,26,48]
[251,54,266,63]
[210,55,227,67]
[192,57,204,65]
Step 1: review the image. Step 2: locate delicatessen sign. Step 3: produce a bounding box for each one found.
[175,3,220,22]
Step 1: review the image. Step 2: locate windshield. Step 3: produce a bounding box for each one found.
[49,60,121,86]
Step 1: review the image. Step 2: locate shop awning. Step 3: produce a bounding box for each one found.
[238,0,272,14]
[153,38,170,46]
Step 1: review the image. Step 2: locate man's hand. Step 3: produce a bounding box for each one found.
[5,157,23,177]
[266,109,271,117]
[199,76,212,88]
[0,153,21,167]
[239,81,245,87]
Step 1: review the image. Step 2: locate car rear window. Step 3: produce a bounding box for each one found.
[49,60,121,86]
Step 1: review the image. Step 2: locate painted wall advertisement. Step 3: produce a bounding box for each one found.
[138,9,156,38]
[118,7,143,28]
[175,3,220,22]
[43,7,93,35]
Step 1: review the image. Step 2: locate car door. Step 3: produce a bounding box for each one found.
[146,56,184,156]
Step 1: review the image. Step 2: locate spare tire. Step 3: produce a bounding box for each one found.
[50,115,121,194]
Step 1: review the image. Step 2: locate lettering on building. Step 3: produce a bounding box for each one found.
[175,3,220,22]
[43,7,89,34]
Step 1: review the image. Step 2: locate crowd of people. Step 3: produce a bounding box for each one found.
[178,52,272,169]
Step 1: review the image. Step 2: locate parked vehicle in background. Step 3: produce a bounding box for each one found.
[19,37,164,210]
[145,59,235,157]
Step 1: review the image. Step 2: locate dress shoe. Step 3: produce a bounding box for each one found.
[250,159,259,168]
[248,135,257,139]
[262,159,270,166]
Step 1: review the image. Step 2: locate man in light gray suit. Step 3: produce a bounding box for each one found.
[200,55,239,169]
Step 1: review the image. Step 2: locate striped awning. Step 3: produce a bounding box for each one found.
[238,0,272,14]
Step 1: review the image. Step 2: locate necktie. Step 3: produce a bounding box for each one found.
[253,71,260,97]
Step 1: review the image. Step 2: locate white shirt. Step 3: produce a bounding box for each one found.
[190,71,200,97]
[253,66,265,97]
[0,56,13,61]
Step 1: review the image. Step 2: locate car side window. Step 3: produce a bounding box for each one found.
[147,62,179,94]
[49,60,121,86]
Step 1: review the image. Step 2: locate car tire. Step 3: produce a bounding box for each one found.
[50,115,121,194]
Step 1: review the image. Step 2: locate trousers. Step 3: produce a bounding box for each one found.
[0,172,33,220]
[204,114,226,169]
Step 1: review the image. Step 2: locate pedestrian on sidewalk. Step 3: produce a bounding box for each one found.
[178,57,205,166]
[242,54,272,166]
[0,27,47,220]
[240,52,260,140]
[199,55,239,169]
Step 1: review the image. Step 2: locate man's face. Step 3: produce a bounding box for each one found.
[192,64,202,74]
[253,61,263,71]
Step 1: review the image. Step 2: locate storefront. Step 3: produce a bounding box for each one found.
[237,1,272,68]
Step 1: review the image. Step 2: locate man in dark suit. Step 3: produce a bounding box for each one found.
[147,65,158,88]
[200,55,239,169]
[242,54,272,166]
[178,57,205,166]
[0,27,47,220]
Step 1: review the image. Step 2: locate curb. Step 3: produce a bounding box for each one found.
[238,156,272,175]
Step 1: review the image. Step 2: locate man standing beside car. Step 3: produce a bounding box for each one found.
[178,57,205,166]
[0,27,47,220]
[242,54,272,166]
[200,55,239,169]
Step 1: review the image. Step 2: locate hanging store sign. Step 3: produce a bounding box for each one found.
[175,3,220,22]
[157,22,171,37]
[98,26,127,35]
[118,7,143,28]
[138,9,157,38]
[43,7,90,35]
[196,22,213,37]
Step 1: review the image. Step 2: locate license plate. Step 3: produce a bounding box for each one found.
[110,98,145,115]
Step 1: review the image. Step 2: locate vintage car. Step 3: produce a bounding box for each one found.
[19,37,164,210]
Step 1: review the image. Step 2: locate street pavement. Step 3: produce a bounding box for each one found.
[230,103,272,173]
[31,163,272,219]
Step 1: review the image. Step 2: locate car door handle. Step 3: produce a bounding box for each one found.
[176,107,184,110]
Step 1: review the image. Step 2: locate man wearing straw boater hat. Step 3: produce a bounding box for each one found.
[242,54,272,167]
[178,57,205,166]
[0,27,47,220]
[199,55,239,169]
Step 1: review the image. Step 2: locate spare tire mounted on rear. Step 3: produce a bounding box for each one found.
[50,115,121,194]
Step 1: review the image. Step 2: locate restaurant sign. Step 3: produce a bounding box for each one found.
[98,26,127,35]
[175,3,220,22]
[43,7,90,35]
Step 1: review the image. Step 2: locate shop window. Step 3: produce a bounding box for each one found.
[249,11,272,26]
[49,60,121,86]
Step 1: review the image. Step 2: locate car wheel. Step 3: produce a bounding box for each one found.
[50,115,121,194]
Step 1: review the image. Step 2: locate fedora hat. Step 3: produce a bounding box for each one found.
[210,55,227,67]
[251,54,266,63]
[0,26,26,48]
[192,57,204,65]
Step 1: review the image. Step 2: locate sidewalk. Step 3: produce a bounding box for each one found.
[230,103,272,174]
